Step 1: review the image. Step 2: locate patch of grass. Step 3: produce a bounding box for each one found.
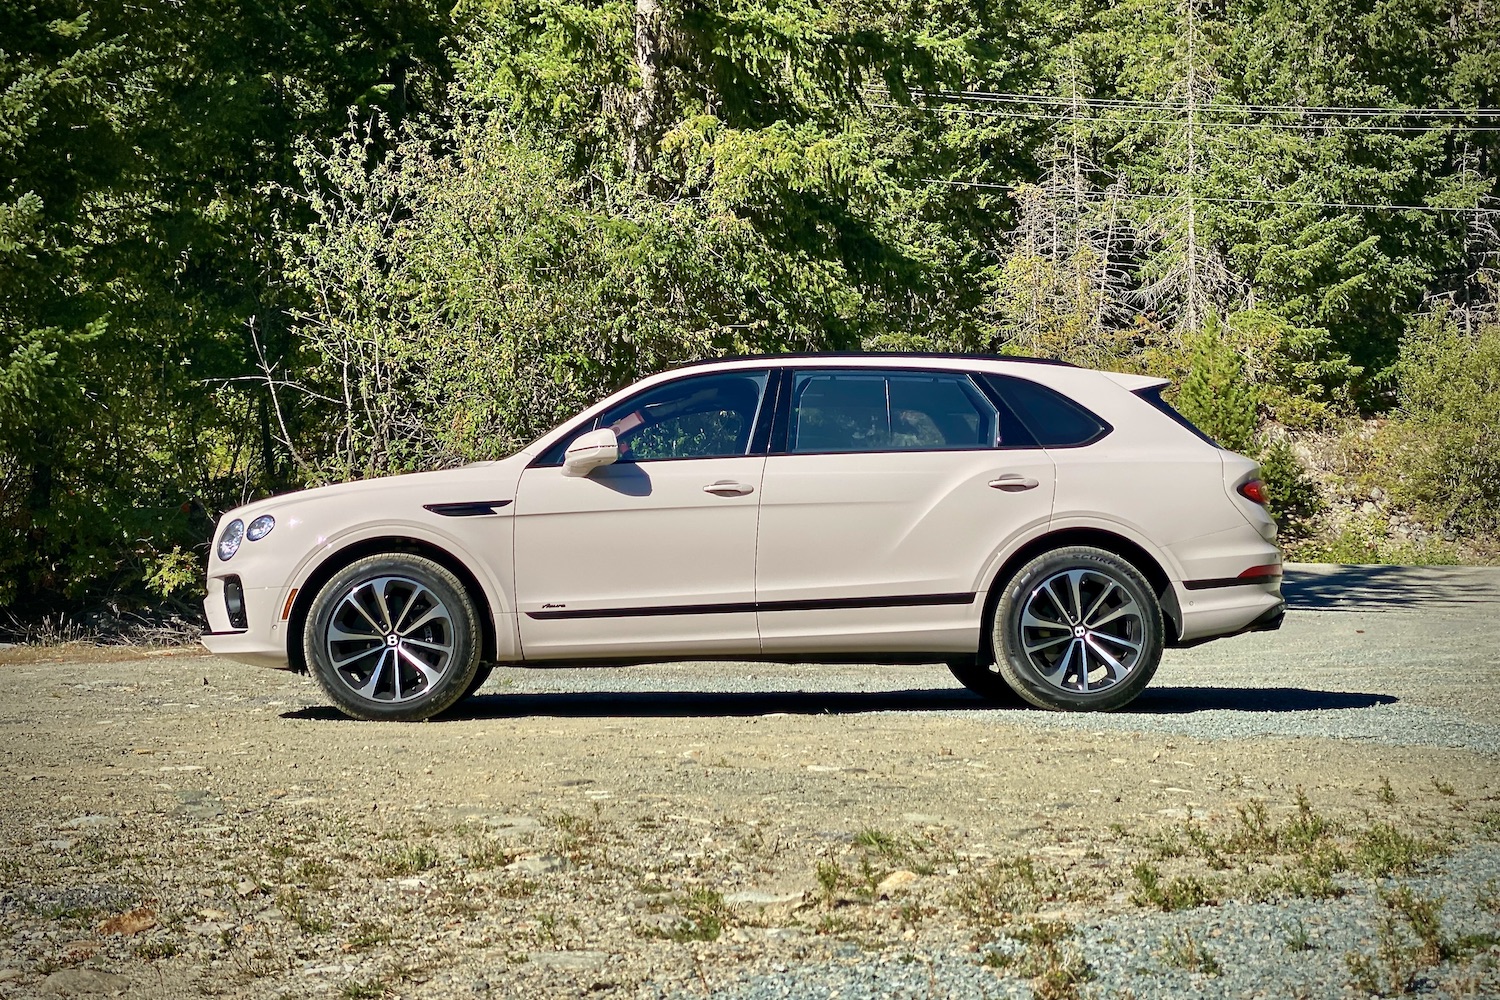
[1130,863,1212,912]
[547,808,604,857]
[297,857,338,891]
[1247,842,1348,901]
[1143,828,1187,860]
[1284,919,1314,953]
[376,843,440,877]
[463,838,514,871]
[345,921,392,951]
[984,921,1093,1000]
[949,856,1055,930]
[855,828,902,860]
[1477,809,1500,840]
[1352,823,1442,878]
[275,887,332,934]
[1345,886,1460,996]
[815,859,846,907]
[490,876,537,899]
[1158,930,1222,976]
[638,888,727,943]
[1432,777,1456,796]
[133,937,180,960]
[339,978,392,1000]
[1377,776,1398,805]
[1477,879,1500,915]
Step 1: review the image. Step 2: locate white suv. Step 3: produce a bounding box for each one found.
[203,354,1284,721]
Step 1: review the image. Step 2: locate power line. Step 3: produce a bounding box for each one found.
[922,177,1500,215]
[889,87,1500,119]
[868,101,1500,133]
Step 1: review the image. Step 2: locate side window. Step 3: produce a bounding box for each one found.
[592,371,768,462]
[788,370,998,454]
[983,374,1110,447]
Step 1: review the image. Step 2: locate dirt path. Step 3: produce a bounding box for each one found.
[2,566,1499,997]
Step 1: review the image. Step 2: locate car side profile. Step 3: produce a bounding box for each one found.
[202,354,1284,721]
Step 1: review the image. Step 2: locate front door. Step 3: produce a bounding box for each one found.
[513,370,770,660]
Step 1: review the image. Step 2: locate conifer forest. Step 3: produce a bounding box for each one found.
[2,0,1498,620]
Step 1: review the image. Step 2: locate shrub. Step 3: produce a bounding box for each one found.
[1375,311,1500,538]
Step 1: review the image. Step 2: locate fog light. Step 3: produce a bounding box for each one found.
[223,576,248,629]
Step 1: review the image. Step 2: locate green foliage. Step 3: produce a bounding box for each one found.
[1175,319,1258,455]
[0,0,454,614]
[1257,438,1323,544]
[1375,311,1500,537]
[5,0,1500,611]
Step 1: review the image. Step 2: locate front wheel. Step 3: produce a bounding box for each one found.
[304,553,482,721]
[991,546,1163,712]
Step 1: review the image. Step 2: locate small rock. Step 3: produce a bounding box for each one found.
[97,907,157,937]
[876,870,919,897]
[0,970,21,983]
[58,815,122,831]
[39,968,131,995]
[724,890,804,906]
[505,854,569,876]
[526,951,607,971]
[484,816,541,837]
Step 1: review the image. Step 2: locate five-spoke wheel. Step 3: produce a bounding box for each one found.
[305,554,481,721]
[990,546,1163,711]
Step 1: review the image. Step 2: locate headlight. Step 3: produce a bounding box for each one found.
[216,519,245,561]
[246,514,276,541]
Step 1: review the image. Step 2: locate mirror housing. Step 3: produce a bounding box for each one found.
[562,428,619,477]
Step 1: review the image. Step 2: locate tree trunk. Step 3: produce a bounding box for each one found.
[627,0,667,176]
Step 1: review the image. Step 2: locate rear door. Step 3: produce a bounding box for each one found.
[754,367,1056,656]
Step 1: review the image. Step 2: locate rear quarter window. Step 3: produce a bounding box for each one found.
[1133,385,1221,447]
[982,374,1111,448]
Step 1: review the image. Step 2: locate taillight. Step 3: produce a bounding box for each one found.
[1237,564,1282,582]
[1238,479,1268,505]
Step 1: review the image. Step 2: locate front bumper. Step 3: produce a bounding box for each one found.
[201,575,293,669]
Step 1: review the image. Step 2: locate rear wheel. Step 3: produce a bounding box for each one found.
[304,553,482,721]
[991,546,1163,712]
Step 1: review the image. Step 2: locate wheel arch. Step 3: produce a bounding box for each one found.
[977,527,1181,661]
[286,537,500,672]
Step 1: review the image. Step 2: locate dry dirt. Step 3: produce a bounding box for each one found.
[2,565,1499,998]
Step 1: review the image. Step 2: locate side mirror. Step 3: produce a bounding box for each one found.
[562,428,619,477]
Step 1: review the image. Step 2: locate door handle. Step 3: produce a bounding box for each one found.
[703,481,755,496]
[989,474,1040,492]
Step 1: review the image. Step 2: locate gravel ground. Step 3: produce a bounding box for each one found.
[0,564,1497,999]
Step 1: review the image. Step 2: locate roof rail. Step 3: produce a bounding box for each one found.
[664,351,1078,371]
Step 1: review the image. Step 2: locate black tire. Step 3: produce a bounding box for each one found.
[303,553,482,722]
[945,658,1019,702]
[991,545,1163,712]
[462,662,495,699]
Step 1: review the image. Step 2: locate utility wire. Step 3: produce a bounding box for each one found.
[922,177,1500,215]
[883,87,1500,118]
[868,101,1500,133]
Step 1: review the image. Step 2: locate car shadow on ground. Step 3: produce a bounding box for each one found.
[1284,563,1500,612]
[281,686,1395,722]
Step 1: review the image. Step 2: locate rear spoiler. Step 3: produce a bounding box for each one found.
[1102,371,1171,392]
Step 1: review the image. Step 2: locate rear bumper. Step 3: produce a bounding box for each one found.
[1169,577,1285,646]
